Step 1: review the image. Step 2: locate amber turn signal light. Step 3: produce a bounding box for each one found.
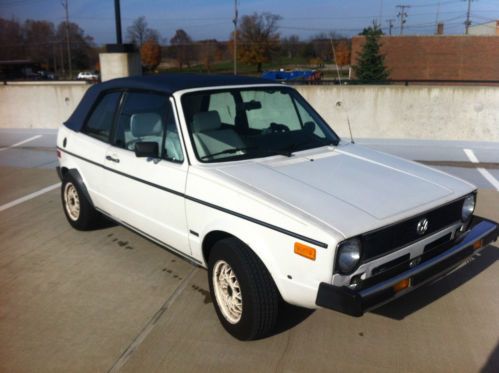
[294,242,316,261]
[472,240,483,250]
[393,278,411,293]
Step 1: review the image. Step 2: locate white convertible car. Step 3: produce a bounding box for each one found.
[56,74,498,340]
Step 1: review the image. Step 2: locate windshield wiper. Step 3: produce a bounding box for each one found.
[268,139,339,158]
[200,146,255,160]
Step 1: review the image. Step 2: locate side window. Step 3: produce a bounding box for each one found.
[114,92,184,163]
[82,92,121,142]
[208,92,236,126]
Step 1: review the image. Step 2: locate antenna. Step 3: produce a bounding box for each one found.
[330,38,355,144]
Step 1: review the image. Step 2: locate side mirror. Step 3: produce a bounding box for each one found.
[134,142,159,158]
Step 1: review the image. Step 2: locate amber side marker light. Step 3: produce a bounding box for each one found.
[473,240,483,250]
[393,278,411,293]
[294,242,316,261]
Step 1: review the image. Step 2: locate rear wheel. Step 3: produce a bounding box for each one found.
[61,174,100,230]
[208,238,279,340]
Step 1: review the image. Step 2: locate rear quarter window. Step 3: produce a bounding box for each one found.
[82,92,121,142]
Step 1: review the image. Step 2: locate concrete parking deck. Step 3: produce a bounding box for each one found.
[0,135,498,372]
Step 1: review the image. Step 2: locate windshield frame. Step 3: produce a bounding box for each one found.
[179,85,340,164]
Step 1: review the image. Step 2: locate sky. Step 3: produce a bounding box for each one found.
[1,0,499,44]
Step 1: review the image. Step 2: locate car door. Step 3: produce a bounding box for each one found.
[100,91,190,255]
[72,91,122,208]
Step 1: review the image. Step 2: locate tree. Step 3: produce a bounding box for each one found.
[141,37,161,71]
[235,12,281,72]
[0,17,24,61]
[359,22,384,37]
[354,25,389,83]
[281,35,301,58]
[127,16,160,48]
[310,33,336,63]
[24,20,56,68]
[197,39,221,72]
[56,21,97,73]
[170,29,193,69]
[334,39,351,67]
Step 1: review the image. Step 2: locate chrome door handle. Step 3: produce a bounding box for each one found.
[106,155,120,163]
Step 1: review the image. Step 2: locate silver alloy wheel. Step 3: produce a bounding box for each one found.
[212,260,243,324]
[64,182,80,221]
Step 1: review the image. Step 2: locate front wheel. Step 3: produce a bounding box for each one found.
[208,238,279,340]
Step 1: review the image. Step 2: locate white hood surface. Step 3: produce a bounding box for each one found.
[216,144,474,238]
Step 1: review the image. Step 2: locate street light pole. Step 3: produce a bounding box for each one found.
[114,0,123,44]
[61,0,72,79]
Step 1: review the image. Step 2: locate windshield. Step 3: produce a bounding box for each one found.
[181,86,339,163]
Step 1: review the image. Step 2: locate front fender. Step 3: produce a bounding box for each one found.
[187,199,333,308]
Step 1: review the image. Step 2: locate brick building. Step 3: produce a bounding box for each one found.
[351,35,499,81]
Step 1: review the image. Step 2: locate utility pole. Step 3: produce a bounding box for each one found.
[61,0,72,79]
[233,0,238,75]
[378,0,384,27]
[386,19,395,35]
[396,5,410,35]
[464,0,474,34]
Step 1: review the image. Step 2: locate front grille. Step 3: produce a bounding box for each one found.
[361,198,463,262]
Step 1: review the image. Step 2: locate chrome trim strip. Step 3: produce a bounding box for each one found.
[358,220,497,299]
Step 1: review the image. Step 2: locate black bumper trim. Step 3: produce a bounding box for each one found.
[56,166,62,181]
[316,216,498,316]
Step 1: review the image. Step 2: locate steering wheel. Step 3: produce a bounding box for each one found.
[263,122,290,134]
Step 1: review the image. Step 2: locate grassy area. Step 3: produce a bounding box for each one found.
[158,56,316,76]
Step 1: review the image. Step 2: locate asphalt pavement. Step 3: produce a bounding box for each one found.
[0,128,498,372]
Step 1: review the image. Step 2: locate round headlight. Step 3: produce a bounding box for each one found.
[337,238,362,274]
[462,194,475,221]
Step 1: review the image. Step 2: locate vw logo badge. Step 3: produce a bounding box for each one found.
[416,218,429,235]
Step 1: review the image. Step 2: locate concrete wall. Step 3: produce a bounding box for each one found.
[0,82,498,142]
[0,82,88,129]
[99,52,142,82]
[295,85,499,141]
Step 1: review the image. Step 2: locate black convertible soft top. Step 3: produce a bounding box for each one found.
[64,73,273,131]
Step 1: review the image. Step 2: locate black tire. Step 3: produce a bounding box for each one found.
[61,174,100,230]
[208,238,279,340]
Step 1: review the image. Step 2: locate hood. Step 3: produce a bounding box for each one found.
[216,144,474,238]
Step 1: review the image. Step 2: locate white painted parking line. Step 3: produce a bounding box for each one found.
[463,149,479,164]
[0,183,61,212]
[0,135,42,152]
[464,148,499,192]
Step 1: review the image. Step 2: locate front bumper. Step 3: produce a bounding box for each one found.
[316,216,498,316]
